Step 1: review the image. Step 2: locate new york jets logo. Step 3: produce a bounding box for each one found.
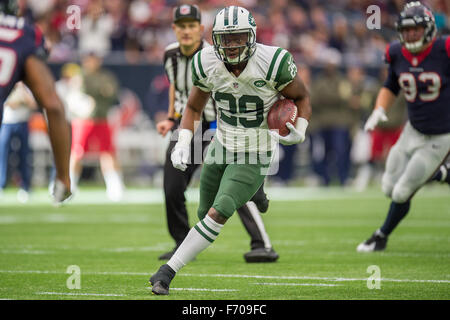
[254,80,266,87]
[248,13,256,27]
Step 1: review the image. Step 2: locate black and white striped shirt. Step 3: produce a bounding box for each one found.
[163,40,216,122]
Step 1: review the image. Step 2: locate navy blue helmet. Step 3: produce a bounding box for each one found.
[396,1,437,53]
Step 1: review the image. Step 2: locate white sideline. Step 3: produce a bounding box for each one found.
[0,185,448,205]
[1,270,449,284]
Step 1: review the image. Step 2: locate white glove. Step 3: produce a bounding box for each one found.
[171,129,193,171]
[52,179,72,207]
[364,107,388,132]
[270,118,308,146]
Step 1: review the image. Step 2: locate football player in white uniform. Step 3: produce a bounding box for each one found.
[149,6,311,295]
[157,4,279,264]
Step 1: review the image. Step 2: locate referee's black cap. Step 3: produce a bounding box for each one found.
[173,4,201,23]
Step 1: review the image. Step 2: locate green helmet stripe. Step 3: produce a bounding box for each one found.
[224,7,229,26]
[266,48,283,81]
[197,51,206,78]
[233,6,238,25]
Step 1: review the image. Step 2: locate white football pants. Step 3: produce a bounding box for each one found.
[382,122,450,203]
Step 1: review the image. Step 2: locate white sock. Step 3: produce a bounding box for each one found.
[167,215,224,272]
[103,170,124,201]
[69,170,80,192]
[439,165,447,182]
[375,229,386,238]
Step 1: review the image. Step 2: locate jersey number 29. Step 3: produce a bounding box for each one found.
[215,92,264,128]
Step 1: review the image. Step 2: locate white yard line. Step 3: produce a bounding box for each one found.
[0,249,54,255]
[183,273,450,284]
[0,270,60,274]
[35,292,125,297]
[1,270,449,284]
[147,287,238,292]
[253,282,341,287]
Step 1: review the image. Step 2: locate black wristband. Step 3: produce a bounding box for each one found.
[168,117,176,123]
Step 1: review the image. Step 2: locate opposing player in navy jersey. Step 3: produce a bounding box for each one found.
[0,0,71,204]
[357,1,450,252]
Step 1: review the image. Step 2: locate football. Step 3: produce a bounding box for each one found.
[267,99,298,136]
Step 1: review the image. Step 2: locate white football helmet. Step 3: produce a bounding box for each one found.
[212,6,257,65]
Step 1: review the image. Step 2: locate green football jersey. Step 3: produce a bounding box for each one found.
[192,43,297,153]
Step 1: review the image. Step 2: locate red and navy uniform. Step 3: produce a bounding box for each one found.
[383,36,450,135]
[0,14,46,125]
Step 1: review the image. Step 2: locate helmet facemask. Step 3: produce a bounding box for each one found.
[212,29,256,65]
[399,25,428,53]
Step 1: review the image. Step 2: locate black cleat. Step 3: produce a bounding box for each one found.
[244,247,279,263]
[149,264,176,295]
[357,230,388,252]
[251,185,269,213]
[151,281,169,295]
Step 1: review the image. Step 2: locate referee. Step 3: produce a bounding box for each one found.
[156,4,278,263]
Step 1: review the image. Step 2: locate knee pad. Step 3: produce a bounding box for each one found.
[196,194,235,220]
[391,184,413,203]
[211,193,236,219]
[381,173,394,198]
[382,145,407,197]
[197,207,208,221]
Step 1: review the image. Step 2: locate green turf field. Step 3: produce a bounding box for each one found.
[0,185,449,300]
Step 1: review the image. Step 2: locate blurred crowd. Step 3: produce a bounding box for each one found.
[1,0,449,199]
[29,0,450,65]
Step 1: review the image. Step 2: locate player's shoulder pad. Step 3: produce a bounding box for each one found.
[201,39,212,48]
[256,44,296,90]
[384,40,402,64]
[256,44,292,83]
[437,35,450,58]
[24,23,48,61]
[0,13,26,30]
[191,46,216,80]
